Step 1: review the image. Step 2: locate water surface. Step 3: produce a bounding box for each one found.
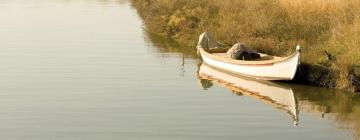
[0,0,359,139]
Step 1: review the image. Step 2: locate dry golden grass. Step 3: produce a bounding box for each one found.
[132,0,360,91]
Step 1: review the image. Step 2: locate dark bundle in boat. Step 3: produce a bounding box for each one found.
[226,43,260,60]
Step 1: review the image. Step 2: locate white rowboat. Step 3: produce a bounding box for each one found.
[197,32,301,80]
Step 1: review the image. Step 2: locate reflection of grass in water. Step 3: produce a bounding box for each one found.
[132,0,360,91]
[144,31,198,58]
[292,84,360,138]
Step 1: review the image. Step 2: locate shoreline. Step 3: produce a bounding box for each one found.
[132,0,360,92]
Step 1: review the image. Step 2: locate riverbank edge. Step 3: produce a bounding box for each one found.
[132,0,360,92]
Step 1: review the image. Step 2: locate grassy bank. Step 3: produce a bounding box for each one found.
[132,0,360,91]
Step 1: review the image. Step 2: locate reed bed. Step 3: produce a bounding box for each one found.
[132,0,360,91]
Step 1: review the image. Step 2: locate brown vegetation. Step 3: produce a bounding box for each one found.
[132,0,360,91]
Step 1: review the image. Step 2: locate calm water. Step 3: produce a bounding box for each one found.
[0,0,360,139]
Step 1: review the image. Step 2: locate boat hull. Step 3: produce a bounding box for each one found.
[199,50,300,80]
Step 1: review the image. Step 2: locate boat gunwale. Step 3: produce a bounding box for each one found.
[199,47,300,66]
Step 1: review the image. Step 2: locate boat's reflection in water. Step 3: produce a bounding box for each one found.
[198,63,299,125]
[144,29,360,138]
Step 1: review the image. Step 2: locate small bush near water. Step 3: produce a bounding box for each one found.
[132,0,360,92]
